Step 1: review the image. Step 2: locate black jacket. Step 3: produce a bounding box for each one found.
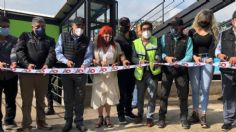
[16,32,56,69]
[220,28,236,74]
[0,35,17,80]
[115,31,137,64]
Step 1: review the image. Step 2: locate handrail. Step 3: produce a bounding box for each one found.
[146,0,175,21]
[131,0,165,28]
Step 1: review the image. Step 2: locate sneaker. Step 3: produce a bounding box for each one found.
[189,111,200,124]
[125,112,137,119]
[221,123,232,131]
[36,121,52,131]
[181,120,190,129]
[157,119,166,128]
[76,124,87,132]
[146,118,154,127]
[200,115,209,128]
[118,116,128,125]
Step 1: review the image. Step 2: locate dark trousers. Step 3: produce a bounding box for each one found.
[0,76,18,124]
[159,67,189,121]
[47,75,54,109]
[61,74,87,125]
[221,71,236,124]
[117,69,135,117]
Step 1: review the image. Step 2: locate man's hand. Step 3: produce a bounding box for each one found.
[139,60,147,65]
[218,54,227,62]
[27,64,36,70]
[122,60,130,66]
[205,58,213,64]
[193,55,201,63]
[10,62,17,68]
[165,56,175,63]
[80,64,86,69]
[0,62,7,68]
[67,60,74,68]
[229,57,236,65]
[41,65,48,70]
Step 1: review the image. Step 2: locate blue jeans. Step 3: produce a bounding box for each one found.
[136,71,157,119]
[132,86,138,106]
[189,64,213,113]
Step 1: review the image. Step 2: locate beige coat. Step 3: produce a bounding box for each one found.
[91,43,124,109]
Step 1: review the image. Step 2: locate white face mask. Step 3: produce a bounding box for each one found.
[142,30,152,39]
[74,28,84,36]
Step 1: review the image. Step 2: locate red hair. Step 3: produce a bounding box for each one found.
[97,25,116,48]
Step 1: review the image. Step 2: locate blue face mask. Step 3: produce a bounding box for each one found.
[0,27,9,36]
[35,27,45,37]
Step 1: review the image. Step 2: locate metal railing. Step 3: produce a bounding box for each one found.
[131,0,197,31]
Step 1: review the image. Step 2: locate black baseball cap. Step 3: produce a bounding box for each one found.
[72,17,85,25]
[119,17,130,27]
[233,11,236,19]
[169,17,184,26]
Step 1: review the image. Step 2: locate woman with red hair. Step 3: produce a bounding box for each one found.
[91,25,129,128]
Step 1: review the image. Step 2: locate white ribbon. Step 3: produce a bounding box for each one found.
[1,62,235,74]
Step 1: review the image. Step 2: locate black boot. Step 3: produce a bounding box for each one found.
[200,115,209,128]
[61,120,72,132]
[189,111,200,124]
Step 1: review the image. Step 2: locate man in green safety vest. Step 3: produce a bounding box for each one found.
[132,21,161,127]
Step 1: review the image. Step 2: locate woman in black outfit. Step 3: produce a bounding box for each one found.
[188,9,219,128]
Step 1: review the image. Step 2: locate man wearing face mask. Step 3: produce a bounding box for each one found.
[215,11,236,131]
[55,17,93,132]
[132,21,161,127]
[158,17,193,129]
[0,16,18,131]
[16,17,56,132]
[114,17,137,124]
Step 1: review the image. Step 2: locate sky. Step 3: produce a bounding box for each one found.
[117,0,236,23]
[0,0,235,23]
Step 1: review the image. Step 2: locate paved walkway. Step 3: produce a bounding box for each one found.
[2,92,236,132]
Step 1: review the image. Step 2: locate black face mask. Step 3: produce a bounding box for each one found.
[170,26,182,37]
[198,21,210,29]
[120,26,130,33]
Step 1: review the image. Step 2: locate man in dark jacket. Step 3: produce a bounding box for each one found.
[16,17,56,132]
[55,17,93,132]
[215,10,236,131]
[158,17,193,129]
[0,16,18,131]
[115,17,137,124]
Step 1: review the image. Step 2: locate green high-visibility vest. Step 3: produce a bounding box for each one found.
[133,36,161,80]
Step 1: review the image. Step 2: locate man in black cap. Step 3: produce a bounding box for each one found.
[215,10,236,131]
[115,17,137,124]
[157,17,193,129]
[16,16,56,132]
[55,16,93,132]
